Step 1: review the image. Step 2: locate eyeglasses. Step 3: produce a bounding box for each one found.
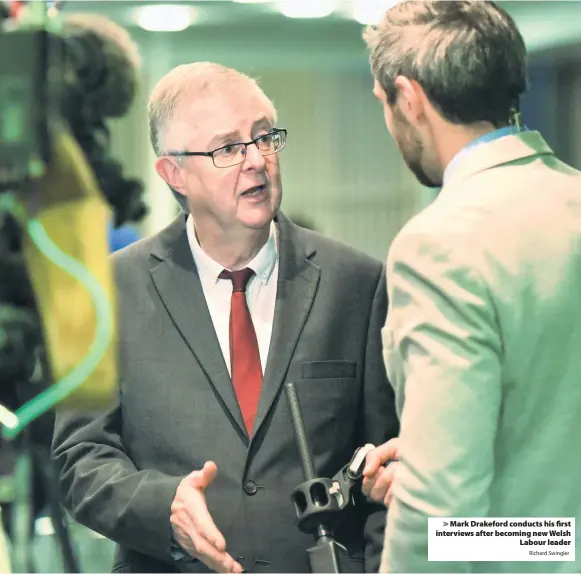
[167,128,287,168]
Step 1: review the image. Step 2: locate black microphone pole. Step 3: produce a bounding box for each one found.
[284,381,349,574]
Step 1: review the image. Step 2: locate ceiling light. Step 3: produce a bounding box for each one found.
[278,0,337,19]
[134,4,195,32]
[352,0,398,25]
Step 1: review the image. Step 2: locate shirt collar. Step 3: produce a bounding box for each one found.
[186,215,278,287]
[443,125,527,186]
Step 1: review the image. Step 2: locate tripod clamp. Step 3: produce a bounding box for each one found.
[285,381,382,572]
[290,444,375,535]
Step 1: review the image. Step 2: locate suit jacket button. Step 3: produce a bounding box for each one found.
[243,480,258,495]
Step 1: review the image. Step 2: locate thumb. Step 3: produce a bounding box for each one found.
[364,439,398,476]
[189,461,218,491]
[363,449,381,477]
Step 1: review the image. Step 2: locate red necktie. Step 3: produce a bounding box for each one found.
[219,268,263,435]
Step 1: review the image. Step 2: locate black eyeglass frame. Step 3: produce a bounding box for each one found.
[166,128,287,168]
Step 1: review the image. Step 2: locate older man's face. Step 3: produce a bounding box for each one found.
[169,85,283,233]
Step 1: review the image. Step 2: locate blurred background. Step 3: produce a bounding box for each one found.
[84,0,581,260]
[12,0,581,571]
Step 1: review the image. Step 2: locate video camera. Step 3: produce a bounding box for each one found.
[0,0,146,437]
[0,2,147,570]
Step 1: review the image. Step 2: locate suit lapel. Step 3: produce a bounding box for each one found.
[149,216,246,435]
[252,215,320,436]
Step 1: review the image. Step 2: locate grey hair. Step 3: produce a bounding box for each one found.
[364,0,527,127]
[147,62,277,212]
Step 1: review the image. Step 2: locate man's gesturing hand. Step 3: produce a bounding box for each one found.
[170,462,243,573]
[361,438,399,506]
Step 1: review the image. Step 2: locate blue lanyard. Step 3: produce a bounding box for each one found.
[443,125,528,185]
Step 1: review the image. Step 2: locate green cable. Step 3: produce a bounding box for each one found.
[2,203,114,440]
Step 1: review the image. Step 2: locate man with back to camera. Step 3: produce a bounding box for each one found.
[51,61,399,573]
[358,1,581,572]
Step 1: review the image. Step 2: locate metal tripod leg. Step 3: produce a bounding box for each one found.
[11,435,33,573]
[0,508,12,573]
[33,446,81,573]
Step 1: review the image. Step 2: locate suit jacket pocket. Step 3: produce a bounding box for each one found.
[301,360,357,380]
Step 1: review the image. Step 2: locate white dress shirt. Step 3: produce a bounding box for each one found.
[186,215,278,375]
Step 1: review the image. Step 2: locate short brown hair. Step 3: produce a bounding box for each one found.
[364,0,528,127]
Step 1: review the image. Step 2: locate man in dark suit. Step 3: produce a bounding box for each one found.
[52,62,398,574]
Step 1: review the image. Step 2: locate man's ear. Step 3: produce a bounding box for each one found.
[393,75,427,124]
[372,79,388,104]
[155,156,185,194]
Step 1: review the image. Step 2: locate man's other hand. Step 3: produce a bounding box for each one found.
[170,462,243,573]
[361,438,399,506]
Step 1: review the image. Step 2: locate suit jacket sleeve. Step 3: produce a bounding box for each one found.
[360,266,400,572]
[51,401,182,563]
[380,230,502,573]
